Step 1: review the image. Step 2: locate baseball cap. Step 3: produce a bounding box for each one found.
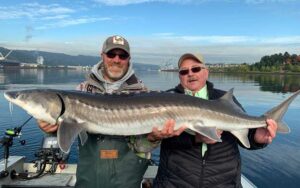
[102,35,130,55]
[178,53,205,68]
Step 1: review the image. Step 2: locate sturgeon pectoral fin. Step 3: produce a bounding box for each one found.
[190,123,221,142]
[277,122,290,133]
[57,118,84,153]
[79,131,88,146]
[230,129,250,148]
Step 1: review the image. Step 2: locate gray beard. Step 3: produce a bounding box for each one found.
[104,64,127,81]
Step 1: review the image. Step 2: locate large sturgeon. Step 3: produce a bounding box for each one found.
[4,89,300,153]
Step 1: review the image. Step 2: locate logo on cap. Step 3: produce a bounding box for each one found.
[113,36,125,45]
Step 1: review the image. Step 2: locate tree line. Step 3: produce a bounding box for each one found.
[210,52,300,73]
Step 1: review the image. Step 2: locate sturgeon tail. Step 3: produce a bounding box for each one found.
[263,90,300,133]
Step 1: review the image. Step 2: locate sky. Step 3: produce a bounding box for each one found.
[0,0,299,65]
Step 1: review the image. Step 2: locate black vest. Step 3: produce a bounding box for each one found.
[154,82,258,188]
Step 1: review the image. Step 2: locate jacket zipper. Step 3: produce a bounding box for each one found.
[200,144,209,188]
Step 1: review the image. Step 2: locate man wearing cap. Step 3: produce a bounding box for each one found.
[150,53,278,188]
[38,35,162,188]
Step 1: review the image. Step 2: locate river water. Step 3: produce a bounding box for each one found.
[0,68,299,188]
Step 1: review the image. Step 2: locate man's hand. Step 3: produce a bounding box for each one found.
[254,119,277,144]
[147,119,186,142]
[195,130,223,144]
[37,120,58,133]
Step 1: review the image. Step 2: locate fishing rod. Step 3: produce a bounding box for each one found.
[5,116,33,138]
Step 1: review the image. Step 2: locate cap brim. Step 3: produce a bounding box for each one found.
[103,46,130,55]
[178,53,203,67]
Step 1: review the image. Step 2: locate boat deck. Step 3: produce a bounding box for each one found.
[0,156,76,187]
[1,156,256,188]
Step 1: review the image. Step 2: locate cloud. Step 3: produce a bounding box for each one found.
[26,3,74,15]
[152,33,176,36]
[41,15,70,20]
[4,34,299,64]
[154,34,300,45]
[0,3,74,20]
[0,2,111,30]
[260,36,300,44]
[93,0,153,6]
[245,0,297,4]
[128,35,300,64]
[92,0,198,6]
[179,35,254,44]
[36,17,112,30]
[92,0,296,6]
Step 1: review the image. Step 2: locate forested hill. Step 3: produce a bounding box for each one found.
[251,52,300,72]
[0,47,99,66]
[209,52,300,73]
[0,47,158,70]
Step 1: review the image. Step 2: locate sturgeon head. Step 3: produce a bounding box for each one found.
[4,89,63,125]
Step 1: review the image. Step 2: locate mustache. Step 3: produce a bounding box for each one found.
[187,77,198,82]
[111,62,123,67]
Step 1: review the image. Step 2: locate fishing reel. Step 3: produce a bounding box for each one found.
[11,135,69,180]
[3,127,26,145]
[33,135,69,174]
[4,117,69,180]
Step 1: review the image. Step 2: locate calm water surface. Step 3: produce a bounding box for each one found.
[0,69,299,188]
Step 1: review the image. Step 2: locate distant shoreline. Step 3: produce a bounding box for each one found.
[159,69,300,75]
[0,65,90,70]
[209,70,300,75]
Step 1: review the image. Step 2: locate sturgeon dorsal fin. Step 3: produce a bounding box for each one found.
[218,88,245,114]
[219,88,234,101]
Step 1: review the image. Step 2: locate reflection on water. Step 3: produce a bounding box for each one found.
[0,69,86,84]
[1,69,300,93]
[209,73,300,93]
[0,69,87,90]
[136,71,179,90]
[254,74,300,93]
[0,69,299,188]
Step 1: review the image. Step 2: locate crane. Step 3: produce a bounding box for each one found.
[0,50,13,61]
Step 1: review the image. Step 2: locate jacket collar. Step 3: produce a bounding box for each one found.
[174,81,214,95]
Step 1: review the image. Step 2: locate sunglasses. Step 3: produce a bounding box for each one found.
[179,66,204,76]
[106,52,129,60]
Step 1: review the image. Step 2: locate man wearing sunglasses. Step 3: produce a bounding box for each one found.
[38,35,159,188]
[151,53,278,188]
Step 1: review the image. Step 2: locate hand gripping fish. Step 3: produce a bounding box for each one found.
[4,89,300,153]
